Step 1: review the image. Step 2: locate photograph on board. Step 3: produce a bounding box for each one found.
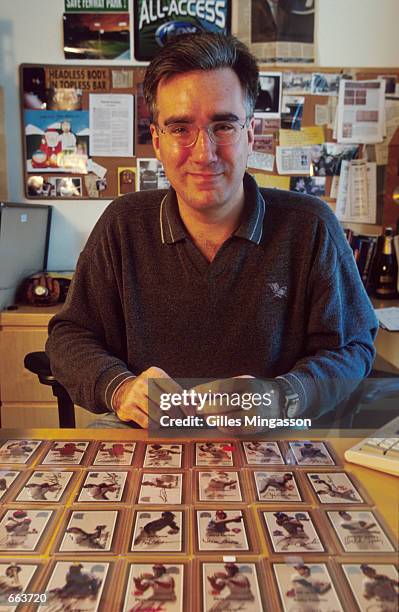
[63,13,131,60]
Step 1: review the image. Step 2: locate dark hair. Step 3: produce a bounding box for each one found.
[143,32,259,122]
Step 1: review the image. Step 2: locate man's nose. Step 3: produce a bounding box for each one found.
[191,128,218,162]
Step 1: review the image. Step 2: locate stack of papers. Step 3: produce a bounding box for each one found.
[374,307,399,331]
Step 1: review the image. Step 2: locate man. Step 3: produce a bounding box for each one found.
[46,32,377,428]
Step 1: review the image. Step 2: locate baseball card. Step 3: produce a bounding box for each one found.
[198,471,242,502]
[307,472,364,504]
[77,471,128,503]
[143,444,183,468]
[202,562,263,612]
[195,442,234,466]
[92,442,136,466]
[131,511,182,552]
[273,562,344,611]
[0,561,41,610]
[289,441,335,466]
[197,510,249,551]
[253,471,302,502]
[242,441,285,465]
[327,510,396,553]
[263,511,325,553]
[0,471,20,500]
[41,441,90,465]
[138,473,182,505]
[15,470,74,503]
[0,440,41,464]
[342,563,398,611]
[122,563,184,612]
[38,561,110,612]
[58,510,118,553]
[0,509,53,553]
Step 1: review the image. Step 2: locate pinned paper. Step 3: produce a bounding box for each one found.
[87,159,107,179]
[279,126,325,147]
[251,172,290,190]
[247,152,274,171]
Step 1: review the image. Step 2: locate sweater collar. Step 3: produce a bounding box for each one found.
[160,172,265,245]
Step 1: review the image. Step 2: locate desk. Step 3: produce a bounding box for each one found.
[0,305,93,428]
[0,428,396,611]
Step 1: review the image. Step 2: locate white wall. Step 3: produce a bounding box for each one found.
[1,0,398,268]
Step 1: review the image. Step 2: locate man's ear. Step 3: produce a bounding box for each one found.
[247,117,255,153]
[150,123,161,161]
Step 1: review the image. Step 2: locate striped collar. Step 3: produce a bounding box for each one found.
[160,172,265,245]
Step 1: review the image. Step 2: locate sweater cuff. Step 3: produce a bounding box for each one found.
[95,365,135,412]
[276,371,318,417]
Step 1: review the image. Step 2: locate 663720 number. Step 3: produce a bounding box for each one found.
[8,592,47,603]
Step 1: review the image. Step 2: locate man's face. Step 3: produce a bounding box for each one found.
[150,68,255,215]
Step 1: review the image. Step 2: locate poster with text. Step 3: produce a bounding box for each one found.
[134,0,231,61]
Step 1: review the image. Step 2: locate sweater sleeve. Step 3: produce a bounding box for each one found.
[279,218,378,418]
[46,238,134,414]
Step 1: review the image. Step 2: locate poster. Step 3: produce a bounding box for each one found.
[25,110,89,174]
[134,0,231,61]
[233,0,315,63]
[63,13,131,60]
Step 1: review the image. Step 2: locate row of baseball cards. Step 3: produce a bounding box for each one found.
[0,506,396,557]
[2,557,397,612]
[0,439,342,468]
[0,466,373,508]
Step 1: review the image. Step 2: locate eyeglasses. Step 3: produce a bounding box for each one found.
[156,120,248,148]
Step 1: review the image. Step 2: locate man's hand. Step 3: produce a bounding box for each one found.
[112,366,184,428]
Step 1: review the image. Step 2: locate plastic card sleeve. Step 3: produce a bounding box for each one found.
[125,506,189,556]
[133,469,189,506]
[90,440,139,467]
[32,557,117,612]
[115,557,192,612]
[192,467,250,505]
[246,466,312,505]
[193,506,260,555]
[37,439,96,467]
[136,440,189,469]
[255,507,334,557]
[302,468,373,506]
[282,439,341,468]
[321,506,398,557]
[72,468,136,505]
[332,556,399,612]
[9,467,81,506]
[50,506,128,557]
[0,506,62,556]
[270,556,348,612]
[195,556,271,612]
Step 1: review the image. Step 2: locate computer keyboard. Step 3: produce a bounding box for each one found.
[344,415,399,477]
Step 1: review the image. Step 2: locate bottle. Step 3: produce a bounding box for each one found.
[374,227,398,299]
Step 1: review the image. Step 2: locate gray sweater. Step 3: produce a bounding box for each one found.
[46,174,378,417]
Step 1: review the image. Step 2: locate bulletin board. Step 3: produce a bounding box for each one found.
[20,63,399,228]
[21,64,151,200]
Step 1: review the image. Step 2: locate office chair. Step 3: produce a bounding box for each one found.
[24,352,107,428]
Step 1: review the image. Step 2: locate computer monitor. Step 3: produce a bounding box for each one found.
[0,202,52,310]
